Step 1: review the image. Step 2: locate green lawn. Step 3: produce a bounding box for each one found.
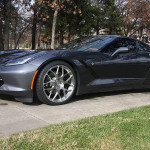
[1,106,150,150]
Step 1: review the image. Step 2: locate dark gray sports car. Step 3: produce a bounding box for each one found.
[0,35,150,105]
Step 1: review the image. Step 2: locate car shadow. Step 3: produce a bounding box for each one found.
[0,89,150,106]
[0,95,15,105]
[70,89,150,103]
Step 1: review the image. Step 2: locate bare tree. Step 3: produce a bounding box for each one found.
[15,23,30,49]
[51,0,59,49]
[51,8,58,49]
[0,18,4,50]
[117,0,150,38]
[4,0,11,50]
[32,7,37,49]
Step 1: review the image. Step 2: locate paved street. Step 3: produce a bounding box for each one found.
[1,90,150,136]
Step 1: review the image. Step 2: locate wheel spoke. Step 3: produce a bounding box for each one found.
[43,80,55,85]
[44,87,53,90]
[64,71,71,77]
[62,88,72,95]
[50,69,56,76]
[58,94,62,101]
[52,92,58,101]
[43,81,51,85]
[70,84,74,87]
[61,66,64,77]
[46,74,51,80]
[68,89,73,92]
[44,85,55,90]
[48,91,52,99]
[63,89,67,97]
[56,65,59,75]
[65,75,73,83]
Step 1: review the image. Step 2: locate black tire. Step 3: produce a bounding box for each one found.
[36,61,76,105]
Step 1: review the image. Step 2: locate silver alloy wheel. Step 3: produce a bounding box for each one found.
[43,65,75,102]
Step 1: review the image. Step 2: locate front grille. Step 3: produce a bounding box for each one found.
[0,76,4,87]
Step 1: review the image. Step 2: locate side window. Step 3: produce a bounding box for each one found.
[102,38,139,54]
[123,39,137,52]
[137,41,149,51]
[102,39,125,54]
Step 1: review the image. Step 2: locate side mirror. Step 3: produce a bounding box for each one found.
[111,47,129,57]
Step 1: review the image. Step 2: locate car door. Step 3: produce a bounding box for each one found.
[136,40,150,85]
[91,38,150,90]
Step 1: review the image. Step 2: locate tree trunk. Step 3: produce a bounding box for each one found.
[15,24,30,49]
[10,34,12,49]
[4,0,11,50]
[139,26,143,41]
[51,9,58,49]
[96,18,99,35]
[36,22,42,49]
[96,28,99,35]
[68,25,71,43]
[32,8,37,50]
[109,27,112,35]
[0,18,4,50]
[14,17,17,49]
[60,27,64,45]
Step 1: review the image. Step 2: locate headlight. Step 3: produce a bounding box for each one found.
[6,58,32,66]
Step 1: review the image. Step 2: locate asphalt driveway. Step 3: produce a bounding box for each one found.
[1,90,150,136]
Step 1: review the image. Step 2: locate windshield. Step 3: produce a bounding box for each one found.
[59,35,116,51]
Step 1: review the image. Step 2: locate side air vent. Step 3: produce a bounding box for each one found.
[0,76,4,87]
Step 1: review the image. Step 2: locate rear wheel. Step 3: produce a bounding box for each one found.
[36,61,76,105]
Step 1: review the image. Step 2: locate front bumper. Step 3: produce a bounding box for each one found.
[0,64,38,102]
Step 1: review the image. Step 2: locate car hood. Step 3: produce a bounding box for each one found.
[0,49,47,64]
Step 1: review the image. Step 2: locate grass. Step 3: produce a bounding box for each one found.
[1,106,150,150]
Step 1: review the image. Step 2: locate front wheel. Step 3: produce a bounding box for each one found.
[36,61,76,105]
